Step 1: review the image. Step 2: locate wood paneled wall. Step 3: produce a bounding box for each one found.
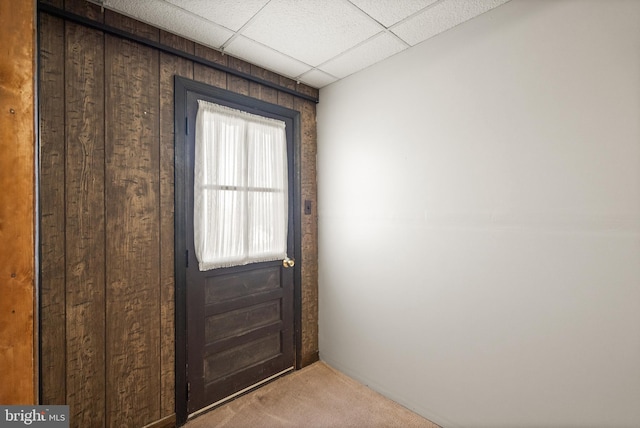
[0,0,37,405]
[38,1,318,426]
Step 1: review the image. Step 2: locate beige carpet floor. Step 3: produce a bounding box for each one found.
[184,362,440,428]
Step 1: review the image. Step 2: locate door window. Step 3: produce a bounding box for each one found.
[194,100,288,270]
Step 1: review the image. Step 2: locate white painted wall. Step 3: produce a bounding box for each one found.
[316,1,640,427]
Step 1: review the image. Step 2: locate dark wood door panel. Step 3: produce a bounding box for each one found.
[177,80,299,416]
[204,332,282,383]
[195,342,290,412]
[204,264,282,302]
[205,299,282,343]
[187,261,294,411]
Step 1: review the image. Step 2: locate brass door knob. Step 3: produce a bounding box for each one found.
[282,257,295,268]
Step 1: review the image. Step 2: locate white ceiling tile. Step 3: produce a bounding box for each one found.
[348,0,439,27]
[320,32,407,79]
[298,69,338,89]
[163,0,270,32]
[241,0,382,66]
[392,0,511,46]
[104,0,233,47]
[103,0,514,89]
[224,36,313,80]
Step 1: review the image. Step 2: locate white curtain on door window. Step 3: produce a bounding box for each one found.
[194,100,288,270]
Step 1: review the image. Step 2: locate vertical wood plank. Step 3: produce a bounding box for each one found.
[227,56,250,95]
[105,9,158,39]
[0,0,36,405]
[249,65,279,104]
[64,0,104,22]
[106,12,161,425]
[160,30,194,55]
[159,30,194,418]
[277,77,296,109]
[64,21,106,427]
[39,11,66,406]
[294,97,319,367]
[295,83,320,100]
[104,28,161,427]
[193,44,227,89]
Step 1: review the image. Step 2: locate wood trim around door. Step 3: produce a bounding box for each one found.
[0,0,37,405]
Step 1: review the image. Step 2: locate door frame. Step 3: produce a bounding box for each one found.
[173,76,303,425]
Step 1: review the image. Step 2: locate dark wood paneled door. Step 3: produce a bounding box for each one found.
[175,78,299,418]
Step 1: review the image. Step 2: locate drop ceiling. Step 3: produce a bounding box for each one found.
[99,0,511,88]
